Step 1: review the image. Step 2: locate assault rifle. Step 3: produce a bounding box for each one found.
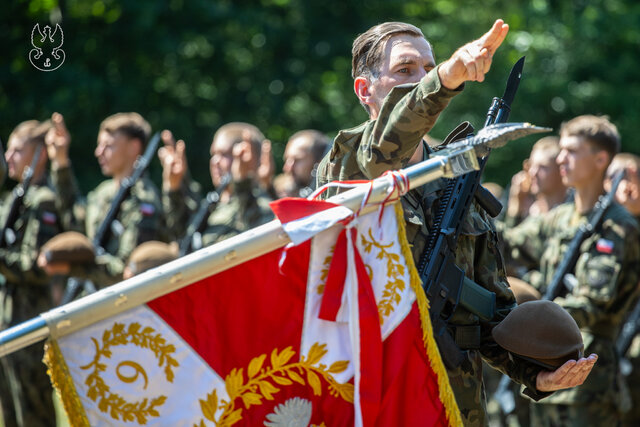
[494,168,625,415]
[61,132,161,304]
[543,168,624,300]
[178,174,230,256]
[0,144,43,247]
[418,57,526,370]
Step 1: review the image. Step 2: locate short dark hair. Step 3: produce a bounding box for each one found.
[10,119,51,147]
[559,115,620,162]
[99,112,151,148]
[288,129,330,163]
[213,122,265,159]
[351,22,427,114]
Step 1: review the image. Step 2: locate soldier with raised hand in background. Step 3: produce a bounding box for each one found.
[165,122,274,252]
[0,120,60,427]
[503,115,640,426]
[39,112,169,288]
[316,19,597,425]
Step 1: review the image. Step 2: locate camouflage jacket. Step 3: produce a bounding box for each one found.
[316,68,547,426]
[200,177,274,248]
[504,201,640,406]
[0,181,62,325]
[52,165,169,286]
[163,176,273,251]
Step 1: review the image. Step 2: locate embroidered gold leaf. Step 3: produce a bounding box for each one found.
[248,354,266,379]
[197,343,352,426]
[307,370,322,395]
[200,390,218,422]
[327,360,349,374]
[240,392,262,409]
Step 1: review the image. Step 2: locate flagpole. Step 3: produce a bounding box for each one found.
[3,121,547,357]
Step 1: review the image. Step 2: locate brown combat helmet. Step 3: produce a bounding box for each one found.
[126,241,178,277]
[507,276,542,305]
[492,300,584,370]
[41,231,95,264]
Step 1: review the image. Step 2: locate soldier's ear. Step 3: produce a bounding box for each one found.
[354,76,372,106]
[594,150,611,174]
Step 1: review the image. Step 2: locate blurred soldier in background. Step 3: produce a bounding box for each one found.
[282,129,330,197]
[39,112,169,287]
[504,136,567,227]
[0,120,59,426]
[503,115,640,426]
[606,153,640,427]
[165,122,274,251]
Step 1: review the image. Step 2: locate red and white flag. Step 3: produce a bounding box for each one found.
[45,197,461,426]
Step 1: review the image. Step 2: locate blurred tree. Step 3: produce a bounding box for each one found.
[1,0,638,191]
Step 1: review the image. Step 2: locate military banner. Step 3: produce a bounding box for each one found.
[44,197,461,426]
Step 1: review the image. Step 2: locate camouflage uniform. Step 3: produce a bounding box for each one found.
[503,201,640,426]
[52,165,169,287]
[619,213,640,427]
[0,181,60,426]
[316,66,549,426]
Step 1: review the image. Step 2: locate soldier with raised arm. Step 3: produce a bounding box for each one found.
[0,120,60,426]
[316,20,597,425]
[39,112,169,288]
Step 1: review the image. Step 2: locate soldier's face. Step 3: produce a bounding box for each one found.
[529,150,563,195]
[557,136,603,189]
[210,137,234,188]
[283,136,315,187]
[360,34,436,119]
[95,130,139,178]
[5,135,34,181]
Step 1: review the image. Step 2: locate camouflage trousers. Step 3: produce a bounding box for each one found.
[530,402,619,427]
[447,349,487,427]
[0,345,55,427]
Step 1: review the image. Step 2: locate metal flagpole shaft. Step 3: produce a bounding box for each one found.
[2,121,548,357]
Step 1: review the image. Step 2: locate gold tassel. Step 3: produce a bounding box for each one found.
[394,202,463,427]
[44,339,91,427]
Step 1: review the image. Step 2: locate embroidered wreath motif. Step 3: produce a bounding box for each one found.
[81,322,179,424]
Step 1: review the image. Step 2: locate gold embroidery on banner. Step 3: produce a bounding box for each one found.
[316,244,335,295]
[360,228,406,324]
[196,343,353,427]
[81,322,179,424]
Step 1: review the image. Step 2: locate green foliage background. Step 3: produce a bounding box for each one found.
[2,0,639,192]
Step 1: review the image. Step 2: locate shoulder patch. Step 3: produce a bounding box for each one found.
[595,238,614,254]
[140,203,156,216]
[41,211,58,225]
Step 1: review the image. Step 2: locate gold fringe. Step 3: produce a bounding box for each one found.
[394,202,463,427]
[44,339,91,427]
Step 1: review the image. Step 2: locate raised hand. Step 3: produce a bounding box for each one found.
[535,353,598,392]
[438,19,510,89]
[231,131,256,182]
[45,112,71,168]
[257,139,275,191]
[158,130,188,192]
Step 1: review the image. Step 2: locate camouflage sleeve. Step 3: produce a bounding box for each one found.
[501,213,549,285]
[162,182,200,241]
[471,208,550,399]
[555,217,640,329]
[0,192,61,286]
[50,164,86,232]
[357,65,462,179]
[233,177,274,228]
